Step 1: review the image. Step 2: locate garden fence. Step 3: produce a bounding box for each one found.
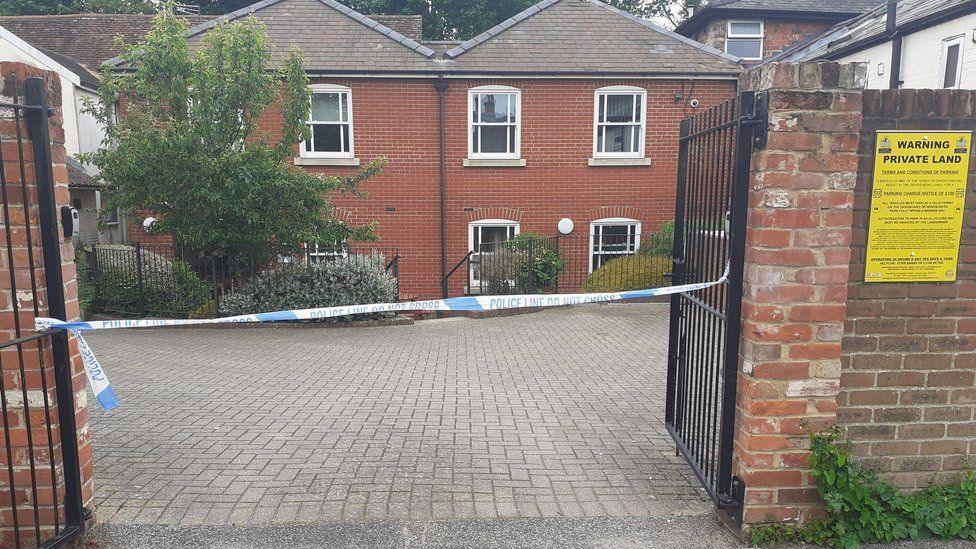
[85,242,400,318]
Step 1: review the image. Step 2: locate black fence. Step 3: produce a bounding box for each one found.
[85,242,401,318]
[0,79,86,547]
[446,232,673,296]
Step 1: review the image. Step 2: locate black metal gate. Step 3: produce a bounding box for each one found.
[0,78,86,546]
[665,91,766,522]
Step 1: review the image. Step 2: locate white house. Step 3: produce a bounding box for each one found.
[0,24,126,244]
[775,0,976,90]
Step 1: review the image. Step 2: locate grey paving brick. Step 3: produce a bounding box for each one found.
[87,304,709,526]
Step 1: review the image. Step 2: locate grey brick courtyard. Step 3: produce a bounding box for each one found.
[85,303,713,530]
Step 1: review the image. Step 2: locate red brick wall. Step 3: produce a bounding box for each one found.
[268,78,737,299]
[735,62,865,524]
[0,63,94,545]
[840,89,976,489]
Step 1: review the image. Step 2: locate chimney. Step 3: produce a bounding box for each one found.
[886,0,897,36]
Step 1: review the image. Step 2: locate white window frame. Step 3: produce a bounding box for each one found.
[468,86,521,160]
[589,218,641,273]
[468,219,520,291]
[726,20,764,61]
[305,242,348,264]
[940,35,965,89]
[301,84,354,159]
[593,86,647,159]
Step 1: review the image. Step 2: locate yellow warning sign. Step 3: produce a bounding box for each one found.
[865,131,971,283]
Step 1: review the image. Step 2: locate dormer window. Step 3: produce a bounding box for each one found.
[726,20,763,60]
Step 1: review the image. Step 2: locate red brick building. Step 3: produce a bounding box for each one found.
[675,0,883,63]
[173,0,740,299]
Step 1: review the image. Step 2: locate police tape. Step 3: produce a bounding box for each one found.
[36,265,729,412]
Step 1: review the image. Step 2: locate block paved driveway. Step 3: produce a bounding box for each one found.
[85,303,710,528]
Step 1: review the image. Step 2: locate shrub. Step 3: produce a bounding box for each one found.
[645,221,675,258]
[92,245,212,317]
[217,254,395,321]
[479,233,565,295]
[581,254,671,293]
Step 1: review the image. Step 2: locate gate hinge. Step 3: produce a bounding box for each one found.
[716,475,746,527]
[746,91,770,150]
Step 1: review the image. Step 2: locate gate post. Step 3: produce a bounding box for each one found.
[734,62,865,525]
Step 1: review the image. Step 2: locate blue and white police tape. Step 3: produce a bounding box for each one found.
[36,264,728,412]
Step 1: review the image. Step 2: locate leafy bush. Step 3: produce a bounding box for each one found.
[751,427,976,548]
[92,245,212,317]
[645,221,675,258]
[581,254,671,292]
[479,233,565,295]
[75,246,94,319]
[218,254,394,320]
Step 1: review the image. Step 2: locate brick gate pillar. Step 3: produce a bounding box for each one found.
[734,62,865,525]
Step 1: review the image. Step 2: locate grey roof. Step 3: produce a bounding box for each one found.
[37,46,101,89]
[442,0,741,75]
[106,0,741,76]
[705,0,882,14]
[775,0,975,61]
[674,0,883,36]
[183,0,437,72]
[67,157,99,188]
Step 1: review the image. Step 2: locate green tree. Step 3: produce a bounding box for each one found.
[84,11,382,269]
[0,0,155,14]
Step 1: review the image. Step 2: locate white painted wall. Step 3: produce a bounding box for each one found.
[0,29,83,155]
[838,14,976,89]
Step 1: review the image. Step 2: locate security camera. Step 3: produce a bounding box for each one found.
[689,98,701,109]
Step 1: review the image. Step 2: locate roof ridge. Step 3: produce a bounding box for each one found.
[106,0,436,67]
[586,0,741,64]
[444,0,561,59]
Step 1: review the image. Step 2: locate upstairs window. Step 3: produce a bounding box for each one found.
[303,85,353,157]
[594,87,647,158]
[941,36,965,89]
[726,20,763,60]
[469,87,520,159]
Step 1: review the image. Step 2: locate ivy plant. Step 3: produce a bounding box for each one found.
[751,427,976,548]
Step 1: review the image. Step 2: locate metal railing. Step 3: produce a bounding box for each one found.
[443,233,673,297]
[85,242,402,317]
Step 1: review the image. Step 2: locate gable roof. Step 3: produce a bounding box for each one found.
[774,0,975,61]
[0,11,423,72]
[675,0,884,36]
[442,0,741,76]
[0,14,212,71]
[183,0,437,72]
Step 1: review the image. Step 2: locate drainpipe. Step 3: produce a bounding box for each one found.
[435,77,450,299]
[887,0,902,89]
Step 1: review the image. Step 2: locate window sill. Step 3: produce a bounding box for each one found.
[463,158,526,168]
[588,157,651,167]
[294,157,360,167]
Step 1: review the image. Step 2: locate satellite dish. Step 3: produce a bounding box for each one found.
[142,217,157,234]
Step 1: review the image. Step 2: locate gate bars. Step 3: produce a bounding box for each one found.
[0,78,86,547]
[665,91,765,523]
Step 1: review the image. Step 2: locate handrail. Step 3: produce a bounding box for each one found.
[443,251,474,283]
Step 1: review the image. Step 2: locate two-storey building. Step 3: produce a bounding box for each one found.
[171,0,741,299]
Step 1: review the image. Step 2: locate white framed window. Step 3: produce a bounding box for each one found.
[305,242,347,264]
[302,84,354,158]
[940,35,965,89]
[468,219,520,290]
[593,86,647,158]
[589,218,641,272]
[725,20,764,60]
[468,86,521,159]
